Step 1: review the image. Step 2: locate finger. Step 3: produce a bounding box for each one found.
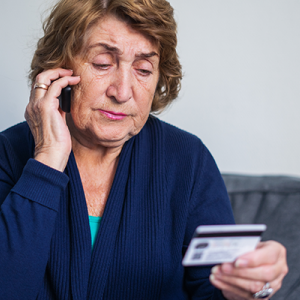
[210,274,253,299]
[216,242,287,282]
[217,262,279,282]
[212,274,278,300]
[26,72,80,127]
[47,75,81,100]
[223,263,284,283]
[32,68,74,99]
[210,273,275,300]
[35,68,74,86]
[212,265,286,297]
[31,75,80,114]
[236,241,285,268]
[266,272,286,294]
[212,268,266,294]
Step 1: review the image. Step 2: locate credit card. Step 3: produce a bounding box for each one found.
[182,224,266,266]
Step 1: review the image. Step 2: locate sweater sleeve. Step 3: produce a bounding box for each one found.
[183,144,235,300]
[0,131,69,299]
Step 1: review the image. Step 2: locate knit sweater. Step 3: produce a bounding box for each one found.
[0,116,234,300]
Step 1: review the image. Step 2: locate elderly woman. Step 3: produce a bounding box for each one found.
[0,0,287,299]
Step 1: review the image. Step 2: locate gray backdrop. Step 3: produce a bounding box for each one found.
[1,0,300,176]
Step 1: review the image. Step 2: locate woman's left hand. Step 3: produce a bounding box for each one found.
[209,240,288,300]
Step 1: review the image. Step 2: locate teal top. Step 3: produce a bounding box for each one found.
[88,216,101,250]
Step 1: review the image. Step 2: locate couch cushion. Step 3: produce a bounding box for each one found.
[222,174,300,300]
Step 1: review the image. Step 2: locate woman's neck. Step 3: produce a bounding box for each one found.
[70,132,123,168]
[71,136,121,217]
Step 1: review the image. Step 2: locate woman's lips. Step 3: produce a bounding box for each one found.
[99,109,127,120]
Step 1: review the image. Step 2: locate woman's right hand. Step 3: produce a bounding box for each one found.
[25,68,81,172]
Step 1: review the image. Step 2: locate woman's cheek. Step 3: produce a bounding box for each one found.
[75,66,105,97]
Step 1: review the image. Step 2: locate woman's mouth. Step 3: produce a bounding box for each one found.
[99,109,127,120]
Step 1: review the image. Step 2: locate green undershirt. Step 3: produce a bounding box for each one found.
[88,216,101,250]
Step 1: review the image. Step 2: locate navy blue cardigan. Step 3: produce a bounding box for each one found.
[0,116,234,299]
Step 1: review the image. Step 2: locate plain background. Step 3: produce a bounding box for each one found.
[1,0,300,176]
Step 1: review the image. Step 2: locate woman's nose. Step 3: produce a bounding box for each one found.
[107,68,133,103]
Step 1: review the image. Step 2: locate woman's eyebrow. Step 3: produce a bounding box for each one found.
[88,42,122,54]
[87,43,159,59]
[135,52,159,59]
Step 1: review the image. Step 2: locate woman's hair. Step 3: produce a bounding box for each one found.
[30,0,182,112]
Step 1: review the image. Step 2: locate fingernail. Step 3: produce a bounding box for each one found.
[211,266,219,274]
[209,274,215,282]
[235,258,248,268]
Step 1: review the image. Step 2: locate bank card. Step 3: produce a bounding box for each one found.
[182,224,266,266]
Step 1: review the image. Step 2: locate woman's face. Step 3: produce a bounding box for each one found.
[67,15,160,150]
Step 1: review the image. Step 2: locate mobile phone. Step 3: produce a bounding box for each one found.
[182,224,266,266]
[58,85,71,113]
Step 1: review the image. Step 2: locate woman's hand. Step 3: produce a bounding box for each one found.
[209,241,288,300]
[25,68,80,172]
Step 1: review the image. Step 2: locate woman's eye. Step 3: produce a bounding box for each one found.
[92,63,111,70]
[138,69,152,76]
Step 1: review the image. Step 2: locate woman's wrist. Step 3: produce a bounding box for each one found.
[34,150,70,172]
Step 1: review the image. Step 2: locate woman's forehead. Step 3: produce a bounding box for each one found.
[82,15,159,58]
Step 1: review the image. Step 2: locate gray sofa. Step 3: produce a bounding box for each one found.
[222,174,300,300]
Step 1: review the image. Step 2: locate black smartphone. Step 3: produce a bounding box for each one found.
[58,85,71,113]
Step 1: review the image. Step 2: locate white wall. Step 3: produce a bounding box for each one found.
[0,0,52,129]
[1,0,300,176]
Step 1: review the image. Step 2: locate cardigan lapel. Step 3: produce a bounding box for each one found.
[67,152,92,300]
[86,136,135,299]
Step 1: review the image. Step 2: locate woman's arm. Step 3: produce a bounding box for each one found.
[0,154,69,299]
[183,143,235,300]
[25,69,80,172]
[182,142,288,299]
[0,68,79,298]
